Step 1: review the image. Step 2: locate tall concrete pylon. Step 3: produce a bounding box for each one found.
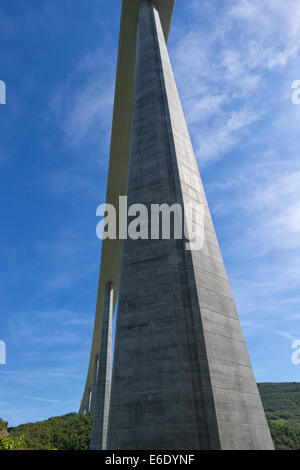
[82,0,274,450]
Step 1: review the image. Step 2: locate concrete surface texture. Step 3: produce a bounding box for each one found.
[79,0,175,417]
[104,2,274,450]
[90,283,114,450]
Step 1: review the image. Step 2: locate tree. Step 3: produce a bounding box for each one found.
[0,434,25,451]
[0,418,8,432]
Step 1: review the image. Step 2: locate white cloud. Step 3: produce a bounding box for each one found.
[193,107,261,164]
[23,396,60,404]
[171,0,300,164]
[272,331,299,341]
[49,47,114,153]
[230,0,300,69]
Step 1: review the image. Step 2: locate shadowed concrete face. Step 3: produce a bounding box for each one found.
[103,2,274,450]
[90,283,114,450]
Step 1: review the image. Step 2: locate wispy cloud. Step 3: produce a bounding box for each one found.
[194,107,262,164]
[229,0,300,69]
[171,0,300,164]
[49,47,115,156]
[23,396,60,404]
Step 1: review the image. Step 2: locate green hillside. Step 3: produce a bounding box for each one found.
[268,421,300,450]
[3,383,300,450]
[257,382,300,450]
[258,382,300,428]
[9,412,92,450]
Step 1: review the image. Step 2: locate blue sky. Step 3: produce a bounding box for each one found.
[0,0,300,427]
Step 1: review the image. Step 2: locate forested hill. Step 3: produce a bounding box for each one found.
[258,382,300,427]
[257,382,300,450]
[5,383,300,450]
[9,413,92,450]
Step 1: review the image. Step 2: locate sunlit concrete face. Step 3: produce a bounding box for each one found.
[82,0,274,450]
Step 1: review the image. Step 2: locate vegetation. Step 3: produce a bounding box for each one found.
[257,382,300,450]
[258,382,300,428]
[268,421,300,450]
[0,418,8,432]
[0,434,25,451]
[1,383,299,450]
[8,412,92,450]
